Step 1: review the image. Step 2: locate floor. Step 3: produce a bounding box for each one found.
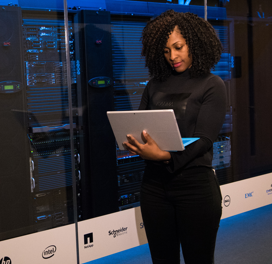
[90,203,272,264]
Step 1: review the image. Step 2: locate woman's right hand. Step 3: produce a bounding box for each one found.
[123,130,171,161]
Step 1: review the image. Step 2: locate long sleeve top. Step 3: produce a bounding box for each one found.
[139,69,227,177]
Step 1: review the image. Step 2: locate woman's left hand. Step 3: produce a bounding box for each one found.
[123,130,171,161]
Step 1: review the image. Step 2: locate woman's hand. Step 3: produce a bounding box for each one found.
[123,130,171,161]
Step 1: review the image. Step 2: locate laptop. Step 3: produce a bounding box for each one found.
[107,109,199,151]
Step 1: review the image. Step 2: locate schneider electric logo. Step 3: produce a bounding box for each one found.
[0,256,12,264]
[84,233,94,249]
[42,245,57,259]
[245,192,254,198]
[108,227,128,238]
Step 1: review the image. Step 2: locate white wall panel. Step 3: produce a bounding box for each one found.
[79,172,272,263]
[0,224,77,263]
[1,173,271,264]
[221,172,272,219]
[78,207,147,264]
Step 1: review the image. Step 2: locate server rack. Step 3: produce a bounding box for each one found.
[22,12,81,231]
[0,9,83,241]
[75,10,119,219]
[0,6,234,237]
[111,20,149,210]
[0,6,32,240]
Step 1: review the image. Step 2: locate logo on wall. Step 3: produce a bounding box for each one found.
[84,233,94,249]
[42,245,57,259]
[108,227,128,238]
[266,185,272,195]
[223,195,231,207]
[0,256,12,264]
[245,192,254,198]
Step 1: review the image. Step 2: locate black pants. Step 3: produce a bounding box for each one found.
[140,167,222,264]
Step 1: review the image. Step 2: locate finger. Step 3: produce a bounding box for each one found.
[141,130,147,144]
[123,141,139,154]
[123,142,137,155]
[126,134,142,148]
[122,143,129,151]
[141,130,154,144]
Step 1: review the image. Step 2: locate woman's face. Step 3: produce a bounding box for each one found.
[164,26,192,73]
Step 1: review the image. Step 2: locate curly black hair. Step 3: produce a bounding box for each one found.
[141,10,223,81]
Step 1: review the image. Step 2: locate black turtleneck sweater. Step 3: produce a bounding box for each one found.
[138,69,227,176]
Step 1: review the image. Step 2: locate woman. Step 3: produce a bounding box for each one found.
[123,10,226,264]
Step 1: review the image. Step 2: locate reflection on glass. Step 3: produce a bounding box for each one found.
[70,1,233,220]
[24,14,77,232]
[2,0,271,246]
[122,0,205,6]
[0,6,76,241]
[224,1,272,180]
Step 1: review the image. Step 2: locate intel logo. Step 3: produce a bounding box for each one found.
[42,245,57,259]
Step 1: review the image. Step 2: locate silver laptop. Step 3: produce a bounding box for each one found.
[107,109,199,151]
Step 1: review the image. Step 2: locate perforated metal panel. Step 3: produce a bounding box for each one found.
[111,21,149,111]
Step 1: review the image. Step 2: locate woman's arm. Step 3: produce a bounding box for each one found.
[126,76,226,172]
[165,77,227,173]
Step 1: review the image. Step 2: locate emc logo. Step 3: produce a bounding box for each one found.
[245,192,254,198]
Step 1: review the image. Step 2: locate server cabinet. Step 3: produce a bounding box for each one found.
[111,19,149,210]
[76,10,119,219]
[22,12,79,231]
[0,6,32,240]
